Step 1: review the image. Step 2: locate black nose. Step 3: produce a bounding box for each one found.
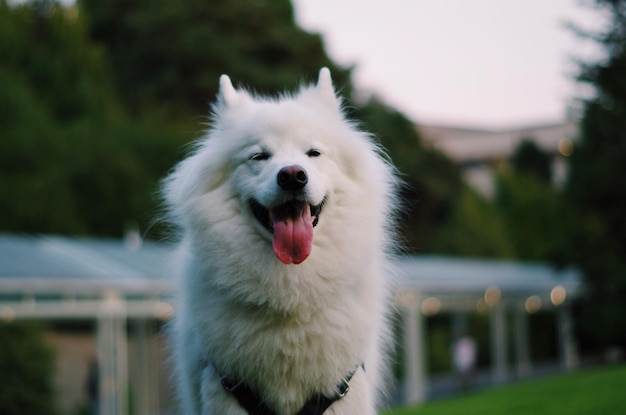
[277,165,308,190]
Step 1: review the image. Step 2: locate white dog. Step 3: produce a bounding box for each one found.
[163,68,397,415]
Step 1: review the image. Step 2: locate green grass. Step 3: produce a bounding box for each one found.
[384,365,626,415]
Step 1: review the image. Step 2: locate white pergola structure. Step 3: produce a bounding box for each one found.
[0,234,584,412]
[394,256,583,404]
[0,234,174,415]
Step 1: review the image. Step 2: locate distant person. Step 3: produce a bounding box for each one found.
[453,334,477,392]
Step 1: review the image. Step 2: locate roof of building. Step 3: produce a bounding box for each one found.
[0,233,174,296]
[418,121,578,162]
[395,255,582,312]
[0,234,583,314]
[397,255,581,295]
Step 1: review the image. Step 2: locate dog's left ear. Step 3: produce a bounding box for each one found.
[316,67,340,107]
[218,74,251,108]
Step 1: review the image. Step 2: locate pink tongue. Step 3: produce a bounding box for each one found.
[272,205,314,264]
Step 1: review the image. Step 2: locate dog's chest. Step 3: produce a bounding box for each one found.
[201,303,367,403]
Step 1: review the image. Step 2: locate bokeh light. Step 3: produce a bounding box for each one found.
[484,286,501,307]
[551,285,567,306]
[525,295,542,313]
[421,297,441,316]
[0,306,15,323]
[558,137,574,157]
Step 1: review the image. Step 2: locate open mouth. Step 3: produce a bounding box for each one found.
[249,198,325,264]
[249,198,324,233]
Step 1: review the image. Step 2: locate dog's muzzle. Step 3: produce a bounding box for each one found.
[248,165,325,264]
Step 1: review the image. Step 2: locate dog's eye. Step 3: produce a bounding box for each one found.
[306,149,321,158]
[250,152,271,161]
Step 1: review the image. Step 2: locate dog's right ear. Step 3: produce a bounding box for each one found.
[218,74,241,107]
[316,67,340,108]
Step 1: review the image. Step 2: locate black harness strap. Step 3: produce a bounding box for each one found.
[221,377,274,415]
[220,364,363,415]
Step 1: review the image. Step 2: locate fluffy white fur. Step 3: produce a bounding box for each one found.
[163,68,397,415]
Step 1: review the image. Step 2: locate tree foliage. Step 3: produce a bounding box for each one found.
[433,185,514,258]
[566,0,626,348]
[78,0,351,118]
[357,98,463,252]
[495,171,575,262]
[0,0,192,236]
[510,139,552,183]
[0,322,58,415]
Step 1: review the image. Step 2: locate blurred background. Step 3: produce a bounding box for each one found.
[1,0,625,414]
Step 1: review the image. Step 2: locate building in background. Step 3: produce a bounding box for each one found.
[0,234,174,415]
[418,121,577,196]
[0,234,583,412]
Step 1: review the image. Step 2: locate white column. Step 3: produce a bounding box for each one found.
[114,314,129,415]
[97,311,114,415]
[133,320,159,415]
[514,304,531,378]
[489,303,508,384]
[401,294,427,404]
[97,293,129,415]
[557,305,578,370]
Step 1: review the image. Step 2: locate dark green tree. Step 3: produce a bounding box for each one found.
[0,322,58,415]
[495,171,576,261]
[357,98,463,252]
[433,185,515,258]
[79,0,351,119]
[566,0,626,349]
[510,138,552,183]
[0,0,190,236]
[503,140,577,262]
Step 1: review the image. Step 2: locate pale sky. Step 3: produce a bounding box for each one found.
[292,0,606,128]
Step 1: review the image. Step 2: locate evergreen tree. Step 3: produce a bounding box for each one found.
[433,185,515,258]
[0,0,189,236]
[510,138,552,183]
[0,322,58,415]
[567,0,626,349]
[496,171,575,261]
[79,0,351,119]
[357,98,463,252]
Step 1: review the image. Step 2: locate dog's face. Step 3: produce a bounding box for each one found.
[165,68,392,274]
[219,71,342,264]
[231,131,329,264]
